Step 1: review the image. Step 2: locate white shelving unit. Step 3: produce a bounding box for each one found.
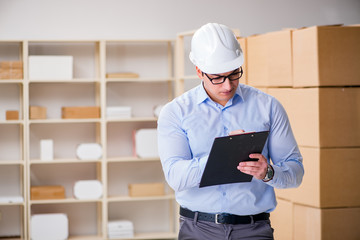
[0,39,177,240]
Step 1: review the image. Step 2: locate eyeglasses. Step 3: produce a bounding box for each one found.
[203,67,243,85]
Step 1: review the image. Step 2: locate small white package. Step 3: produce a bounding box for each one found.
[106,106,132,119]
[73,180,103,200]
[40,139,53,161]
[76,143,102,160]
[135,129,159,158]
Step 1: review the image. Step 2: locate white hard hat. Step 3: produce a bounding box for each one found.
[189,23,244,74]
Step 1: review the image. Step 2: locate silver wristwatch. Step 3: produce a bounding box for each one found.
[262,164,274,182]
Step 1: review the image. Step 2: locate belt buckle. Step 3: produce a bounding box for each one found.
[215,214,221,224]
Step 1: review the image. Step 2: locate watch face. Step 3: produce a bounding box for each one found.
[264,165,273,181]
[268,166,274,178]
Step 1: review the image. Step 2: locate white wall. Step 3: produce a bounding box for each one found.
[0,0,359,40]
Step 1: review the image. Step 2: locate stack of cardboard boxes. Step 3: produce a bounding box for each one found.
[243,25,360,240]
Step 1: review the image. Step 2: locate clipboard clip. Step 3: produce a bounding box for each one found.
[229,131,256,140]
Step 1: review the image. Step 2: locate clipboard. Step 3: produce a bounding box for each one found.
[199,131,269,188]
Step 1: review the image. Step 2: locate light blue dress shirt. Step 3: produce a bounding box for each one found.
[157,83,304,215]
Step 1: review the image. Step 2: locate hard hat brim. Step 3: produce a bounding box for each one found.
[191,53,244,74]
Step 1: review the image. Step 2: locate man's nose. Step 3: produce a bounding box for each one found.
[222,77,232,90]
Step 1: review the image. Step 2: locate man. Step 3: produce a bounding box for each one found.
[157,23,304,240]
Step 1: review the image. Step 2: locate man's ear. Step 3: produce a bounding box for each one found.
[195,66,203,79]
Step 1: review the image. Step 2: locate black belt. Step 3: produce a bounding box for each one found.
[180,207,269,225]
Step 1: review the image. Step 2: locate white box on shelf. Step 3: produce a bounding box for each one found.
[73,180,103,200]
[29,55,73,80]
[0,195,24,204]
[31,213,68,240]
[106,106,132,119]
[40,139,54,161]
[108,220,134,239]
[135,129,159,158]
[76,143,102,160]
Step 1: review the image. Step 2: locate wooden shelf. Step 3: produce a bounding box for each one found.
[29,119,101,124]
[131,232,177,239]
[0,120,23,125]
[30,158,101,164]
[68,235,103,240]
[0,160,24,165]
[106,77,173,83]
[107,157,159,163]
[0,79,23,83]
[29,78,100,83]
[106,117,157,123]
[107,194,175,203]
[68,232,177,240]
[0,201,25,206]
[30,198,102,205]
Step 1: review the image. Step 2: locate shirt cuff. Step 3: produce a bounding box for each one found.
[198,156,208,177]
[265,164,281,186]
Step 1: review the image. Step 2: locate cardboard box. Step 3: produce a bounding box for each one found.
[270,198,293,240]
[30,185,65,200]
[9,68,23,79]
[106,72,139,78]
[268,87,360,148]
[293,204,360,240]
[29,55,73,80]
[61,106,100,119]
[0,68,23,79]
[0,68,10,79]
[276,147,360,208]
[6,110,19,120]
[293,25,360,87]
[128,182,165,197]
[247,29,293,87]
[0,61,23,69]
[237,37,247,84]
[29,106,47,119]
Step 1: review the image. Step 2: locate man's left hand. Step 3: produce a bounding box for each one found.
[237,154,268,180]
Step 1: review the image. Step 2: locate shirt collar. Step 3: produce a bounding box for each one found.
[196,82,244,105]
[196,83,209,104]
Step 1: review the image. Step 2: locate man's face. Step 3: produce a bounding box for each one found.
[196,67,240,106]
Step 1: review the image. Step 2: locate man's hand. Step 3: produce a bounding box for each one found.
[229,129,245,135]
[237,153,268,180]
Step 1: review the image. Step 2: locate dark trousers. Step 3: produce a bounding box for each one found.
[178,214,274,240]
